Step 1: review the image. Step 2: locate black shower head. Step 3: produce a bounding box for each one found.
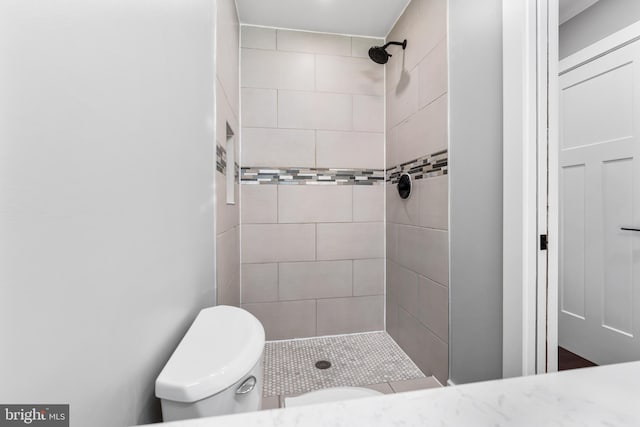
[368,39,407,65]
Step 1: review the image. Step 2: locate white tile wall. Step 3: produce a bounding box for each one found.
[277,90,353,131]
[278,185,352,223]
[316,295,384,335]
[242,224,316,263]
[397,225,448,286]
[242,88,277,128]
[242,263,278,303]
[277,29,351,56]
[242,300,317,340]
[353,185,384,222]
[387,67,419,128]
[317,222,384,260]
[279,260,352,300]
[316,55,384,96]
[316,131,383,169]
[241,26,276,50]
[242,49,315,91]
[386,0,449,384]
[353,95,385,132]
[417,275,449,341]
[395,95,447,163]
[240,28,386,340]
[241,184,277,224]
[388,260,419,318]
[418,175,448,230]
[217,226,240,306]
[418,39,448,108]
[241,128,315,167]
[353,259,384,296]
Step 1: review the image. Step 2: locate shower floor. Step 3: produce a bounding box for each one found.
[262,331,426,398]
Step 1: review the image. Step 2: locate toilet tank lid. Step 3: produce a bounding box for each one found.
[155,306,265,403]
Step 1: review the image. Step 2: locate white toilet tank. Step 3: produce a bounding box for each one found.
[155,306,265,422]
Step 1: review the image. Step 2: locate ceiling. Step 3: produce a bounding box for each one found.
[235,0,411,38]
[559,0,599,24]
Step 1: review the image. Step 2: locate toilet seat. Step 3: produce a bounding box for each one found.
[284,387,383,407]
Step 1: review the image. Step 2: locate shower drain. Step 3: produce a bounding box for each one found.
[315,360,332,370]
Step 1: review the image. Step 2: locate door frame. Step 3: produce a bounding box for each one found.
[504,2,640,377]
[502,0,557,377]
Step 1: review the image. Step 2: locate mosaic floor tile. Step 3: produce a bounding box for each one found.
[262,332,425,397]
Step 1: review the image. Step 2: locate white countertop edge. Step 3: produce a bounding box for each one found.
[142,361,640,427]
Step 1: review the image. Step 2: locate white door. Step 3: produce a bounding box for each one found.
[559,40,640,365]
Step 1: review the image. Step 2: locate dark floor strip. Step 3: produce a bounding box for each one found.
[558,346,597,371]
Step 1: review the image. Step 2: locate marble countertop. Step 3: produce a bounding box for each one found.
[146,362,640,427]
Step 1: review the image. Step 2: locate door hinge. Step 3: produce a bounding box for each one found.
[540,234,548,251]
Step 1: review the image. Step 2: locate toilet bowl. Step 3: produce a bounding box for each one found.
[155,305,265,422]
[284,387,383,407]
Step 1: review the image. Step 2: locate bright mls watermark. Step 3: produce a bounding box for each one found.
[0,405,68,426]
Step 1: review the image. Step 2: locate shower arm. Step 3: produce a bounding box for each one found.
[380,40,408,56]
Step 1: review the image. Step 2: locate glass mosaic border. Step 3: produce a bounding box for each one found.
[386,149,448,184]
[241,167,385,185]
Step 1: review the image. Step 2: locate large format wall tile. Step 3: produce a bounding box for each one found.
[242,88,277,128]
[386,0,449,383]
[241,128,315,167]
[278,185,352,223]
[242,300,317,340]
[397,225,449,286]
[418,39,448,109]
[395,94,447,164]
[241,184,278,224]
[240,28,385,339]
[316,131,383,169]
[417,275,449,342]
[242,263,278,303]
[278,91,352,130]
[241,26,276,50]
[217,227,240,306]
[279,261,352,300]
[353,185,384,222]
[418,174,448,230]
[353,95,385,132]
[317,222,384,260]
[387,260,419,318]
[387,67,419,128]
[242,223,315,263]
[317,296,384,335]
[316,55,384,96]
[277,29,352,56]
[353,258,384,296]
[242,48,315,91]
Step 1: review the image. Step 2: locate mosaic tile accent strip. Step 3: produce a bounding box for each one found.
[216,144,239,180]
[387,149,448,184]
[262,332,425,397]
[241,167,385,185]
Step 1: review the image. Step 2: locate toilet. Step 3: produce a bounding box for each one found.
[155,305,265,422]
[155,305,382,421]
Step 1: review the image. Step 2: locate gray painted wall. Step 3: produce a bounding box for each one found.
[448,0,504,384]
[560,0,640,58]
[0,1,217,425]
